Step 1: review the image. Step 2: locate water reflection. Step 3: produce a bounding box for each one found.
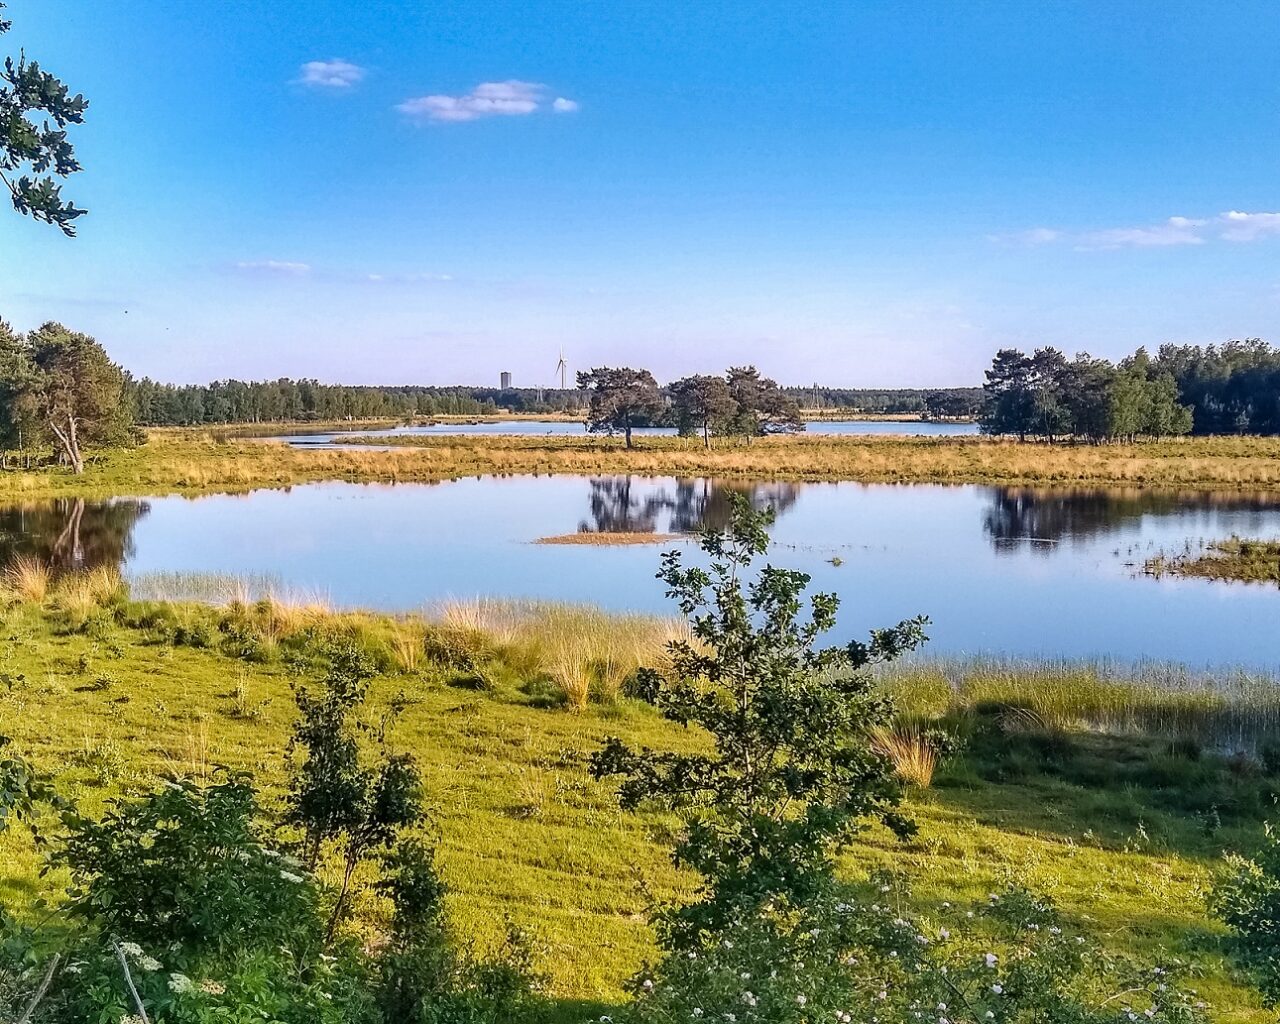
[580,477,800,535]
[0,498,150,571]
[983,487,1280,552]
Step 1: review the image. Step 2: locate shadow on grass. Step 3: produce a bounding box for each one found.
[542,996,621,1023]
[923,727,1279,859]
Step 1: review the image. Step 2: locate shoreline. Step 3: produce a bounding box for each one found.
[1,431,1279,501]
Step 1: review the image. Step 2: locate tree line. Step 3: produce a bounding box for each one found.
[980,338,1280,441]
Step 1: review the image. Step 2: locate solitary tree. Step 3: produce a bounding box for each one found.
[669,373,735,448]
[577,366,663,449]
[25,322,131,473]
[0,4,88,234]
[725,365,803,440]
[592,496,927,947]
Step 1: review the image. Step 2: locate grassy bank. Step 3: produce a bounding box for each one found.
[0,576,1276,1019]
[1146,537,1280,586]
[6,431,1280,500]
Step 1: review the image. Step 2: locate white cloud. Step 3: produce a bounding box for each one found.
[297,59,365,89]
[1219,210,1280,242]
[396,80,577,122]
[1077,218,1205,250]
[992,210,1280,251]
[236,260,311,275]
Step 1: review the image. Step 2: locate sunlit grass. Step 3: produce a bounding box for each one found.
[8,430,1280,501]
[0,580,1275,1017]
[880,655,1280,751]
[3,555,50,603]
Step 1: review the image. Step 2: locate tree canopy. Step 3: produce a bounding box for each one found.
[980,345,1193,442]
[0,321,132,472]
[0,3,87,234]
[576,366,663,448]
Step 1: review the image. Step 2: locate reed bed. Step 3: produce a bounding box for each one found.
[878,656,1280,751]
[432,598,689,708]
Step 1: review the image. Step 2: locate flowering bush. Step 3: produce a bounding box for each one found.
[617,877,1209,1024]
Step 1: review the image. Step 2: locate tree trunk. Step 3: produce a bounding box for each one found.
[624,417,633,449]
[703,421,710,449]
[48,414,83,474]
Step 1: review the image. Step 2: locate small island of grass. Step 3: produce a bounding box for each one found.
[1146,536,1280,585]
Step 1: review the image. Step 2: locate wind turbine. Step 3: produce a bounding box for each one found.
[555,350,568,390]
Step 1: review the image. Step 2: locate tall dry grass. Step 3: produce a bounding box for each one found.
[52,565,124,616]
[4,556,49,603]
[871,723,939,787]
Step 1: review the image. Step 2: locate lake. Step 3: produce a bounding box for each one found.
[8,477,1280,671]
[267,418,979,447]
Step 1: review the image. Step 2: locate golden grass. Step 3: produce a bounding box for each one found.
[4,556,49,603]
[9,431,1280,501]
[534,532,687,546]
[871,724,939,787]
[51,565,123,616]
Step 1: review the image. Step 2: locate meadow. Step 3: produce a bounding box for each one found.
[1,570,1277,1021]
[5,429,1280,500]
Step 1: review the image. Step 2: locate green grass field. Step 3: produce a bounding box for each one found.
[0,586,1275,1021]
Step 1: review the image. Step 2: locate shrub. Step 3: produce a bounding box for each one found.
[592,495,927,947]
[623,877,1209,1024]
[1211,821,1280,1004]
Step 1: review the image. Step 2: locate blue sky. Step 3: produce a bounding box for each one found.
[1,0,1278,387]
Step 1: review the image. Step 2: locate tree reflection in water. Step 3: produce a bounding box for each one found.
[580,476,800,536]
[983,486,1280,553]
[0,498,150,572]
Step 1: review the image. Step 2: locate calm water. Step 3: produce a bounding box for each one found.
[268,418,979,447]
[7,478,1280,670]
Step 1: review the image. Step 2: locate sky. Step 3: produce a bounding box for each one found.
[1,0,1278,388]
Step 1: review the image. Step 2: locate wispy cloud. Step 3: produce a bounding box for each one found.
[396,80,579,123]
[235,260,311,275]
[296,59,365,89]
[992,211,1280,251]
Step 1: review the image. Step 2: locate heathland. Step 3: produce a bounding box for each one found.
[5,429,1280,500]
[1,571,1279,1020]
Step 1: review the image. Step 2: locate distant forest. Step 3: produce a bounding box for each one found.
[126,377,983,426]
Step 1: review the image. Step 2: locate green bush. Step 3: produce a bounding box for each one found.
[622,877,1209,1024]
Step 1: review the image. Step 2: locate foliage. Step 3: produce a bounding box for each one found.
[669,374,735,448]
[620,876,1209,1024]
[0,733,60,835]
[592,495,927,946]
[0,321,133,470]
[56,774,322,954]
[726,365,804,438]
[1210,821,1280,1004]
[980,345,1197,442]
[0,3,87,234]
[285,641,425,940]
[576,367,664,448]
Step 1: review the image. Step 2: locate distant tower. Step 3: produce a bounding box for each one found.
[555,349,568,390]
[500,371,512,390]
